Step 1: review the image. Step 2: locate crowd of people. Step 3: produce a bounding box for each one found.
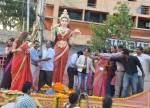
[67,45,150,98]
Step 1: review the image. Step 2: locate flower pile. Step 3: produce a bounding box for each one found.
[52,83,66,94]
[40,84,50,91]
[52,82,75,95]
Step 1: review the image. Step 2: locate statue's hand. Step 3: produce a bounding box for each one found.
[50,26,55,32]
[72,30,81,35]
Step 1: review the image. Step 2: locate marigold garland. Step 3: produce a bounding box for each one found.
[31,86,150,107]
[89,90,150,101]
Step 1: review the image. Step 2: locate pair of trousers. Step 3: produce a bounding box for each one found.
[38,70,53,91]
[67,67,75,89]
[76,72,88,94]
[121,73,138,98]
[137,76,144,93]
[114,71,124,97]
[31,64,38,83]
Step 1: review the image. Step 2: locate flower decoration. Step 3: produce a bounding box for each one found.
[40,84,50,91]
[52,83,66,94]
[52,83,75,95]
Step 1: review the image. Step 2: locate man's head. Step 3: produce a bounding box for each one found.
[33,40,40,49]
[136,46,143,55]
[102,96,112,108]
[83,47,91,57]
[122,49,129,59]
[46,41,53,48]
[21,82,32,94]
[77,50,83,57]
[117,45,123,52]
[69,92,79,105]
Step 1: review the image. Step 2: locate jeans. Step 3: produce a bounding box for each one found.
[76,72,88,94]
[121,72,138,98]
[115,71,124,97]
[67,67,75,89]
[137,76,144,93]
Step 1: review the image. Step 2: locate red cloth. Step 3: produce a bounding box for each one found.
[52,30,72,83]
[10,41,33,91]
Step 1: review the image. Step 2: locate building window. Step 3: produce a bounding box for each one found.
[87,0,97,7]
[132,16,136,27]
[128,0,136,1]
[84,10,107,23]
[138,18,150,29]
[141,5,150,15]
[59,8,82,20]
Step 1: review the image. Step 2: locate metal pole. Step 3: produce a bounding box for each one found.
[39,0,45,56]
[27,0,30,32]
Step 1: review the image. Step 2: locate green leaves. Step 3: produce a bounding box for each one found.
[88,2,133,50]
[0,0,36,32]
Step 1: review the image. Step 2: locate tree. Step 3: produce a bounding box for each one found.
[0,0,36,32]
[88,2,133,50]
[0,0,19,30]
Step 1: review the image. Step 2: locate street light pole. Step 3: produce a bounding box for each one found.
[39,0,45,56]
[27,0,30,33]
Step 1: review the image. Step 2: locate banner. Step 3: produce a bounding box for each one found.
[107,38,150,49]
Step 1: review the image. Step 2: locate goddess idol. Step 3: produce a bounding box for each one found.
[51,9,80,83]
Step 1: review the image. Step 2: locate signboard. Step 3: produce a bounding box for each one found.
[107,38,150,49]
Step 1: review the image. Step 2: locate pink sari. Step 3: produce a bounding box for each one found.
[87,69,92,89]
[93,59,108,97]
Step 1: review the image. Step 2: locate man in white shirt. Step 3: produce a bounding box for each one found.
[38,41,55,91]
[67,51,83,89]
[134,46,150,93]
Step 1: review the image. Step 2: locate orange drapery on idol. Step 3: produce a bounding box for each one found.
[10,41,33,91]
[52,30,72,83]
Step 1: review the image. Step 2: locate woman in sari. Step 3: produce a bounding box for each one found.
[87,49,101,95]
[51,9,79,83]
[107,46,117,96]
[10,32,33,91]
[1,38,15,89]
[93,58,109,97]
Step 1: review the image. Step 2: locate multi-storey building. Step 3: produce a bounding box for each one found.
[38,0,150,47]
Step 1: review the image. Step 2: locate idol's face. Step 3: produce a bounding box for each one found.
[60,18,68,27]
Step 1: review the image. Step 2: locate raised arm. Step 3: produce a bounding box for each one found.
[50,26,56,42]
[11,39,22,53]
[99,52,121,57]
